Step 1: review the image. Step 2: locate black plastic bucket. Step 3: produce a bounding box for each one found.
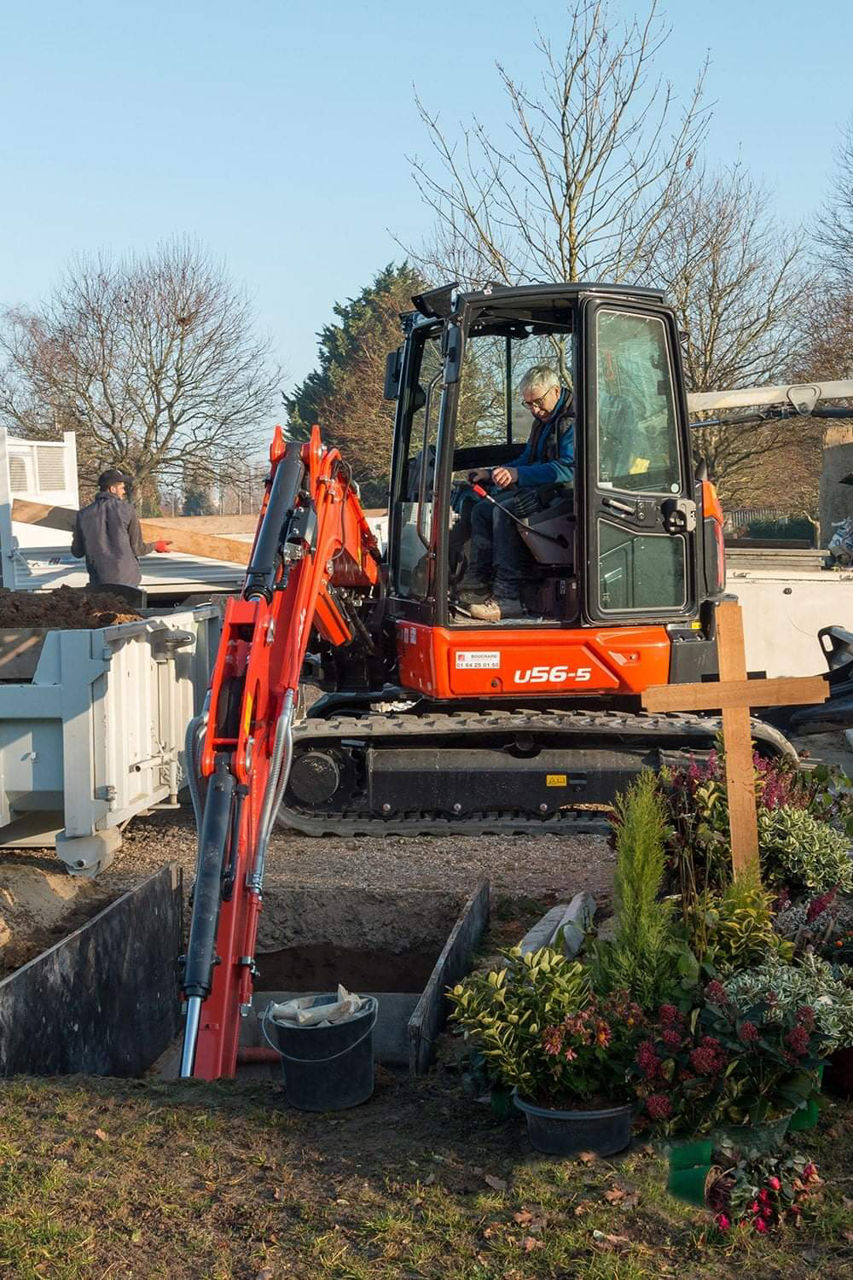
[265,995,378,1111]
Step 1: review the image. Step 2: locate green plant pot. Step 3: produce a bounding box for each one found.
[788,1097,819,1132]
[667,1163,715,1206]
[669,1139,713,1170]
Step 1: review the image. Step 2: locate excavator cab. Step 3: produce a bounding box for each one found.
[382,283,720,700]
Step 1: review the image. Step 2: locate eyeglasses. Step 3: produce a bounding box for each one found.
[522,389,556,410]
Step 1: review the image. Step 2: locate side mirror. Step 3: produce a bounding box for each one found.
[384,348,403,400]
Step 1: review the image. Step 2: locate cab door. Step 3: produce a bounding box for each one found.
[581,300,697,622]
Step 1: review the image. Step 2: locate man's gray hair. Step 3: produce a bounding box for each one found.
[519,364,560,396]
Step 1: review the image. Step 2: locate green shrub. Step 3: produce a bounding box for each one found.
[447,947,646,1106]
[688,870,793,974]
[722,952,853,1052]
[592,771,680,1009]
[758,806,853,894]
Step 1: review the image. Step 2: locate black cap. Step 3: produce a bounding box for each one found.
[98,468,132,491]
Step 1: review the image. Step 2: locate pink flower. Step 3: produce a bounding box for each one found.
[768,1176,781,1191]
[635,1041,661,1079]
[802,1162,817,1182]
[543,1026,562,1056]
[749,1201,760,1214]
[690,1040,727,1076]
[754,1216,768,1234]
[807,888,837,922]
[662,1029,682,1051]
[645,1093,672,1120]
[737,1021,759,1044]
[704,981,728,1006]
[714,1213,731,1231]
[785,1025,810,1056]
[658,1004,681,1027]
[762,1207,773,1219]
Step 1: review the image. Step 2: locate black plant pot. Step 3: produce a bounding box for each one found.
[512,1091,632,1157]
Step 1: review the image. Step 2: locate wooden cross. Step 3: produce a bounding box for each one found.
[641,600,828,877]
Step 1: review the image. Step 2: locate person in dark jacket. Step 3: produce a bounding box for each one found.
[458,365,574,620]
[71,469,171,588]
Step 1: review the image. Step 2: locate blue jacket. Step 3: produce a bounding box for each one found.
[514,390,575,487]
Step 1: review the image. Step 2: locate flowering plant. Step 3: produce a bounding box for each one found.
[722,953,853,1054]
[706,1154,823,1233]
[448,946,646,1107]
[774,888,853,961]
[702,978,826,1126]
[661,748,853,895]
[632,1003,730,1135]
[633,973,830,1133]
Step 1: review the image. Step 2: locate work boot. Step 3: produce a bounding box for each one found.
[469,595,525,621]
[456,580,490,605]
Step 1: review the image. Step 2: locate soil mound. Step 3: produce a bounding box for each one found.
[0,586,143,630]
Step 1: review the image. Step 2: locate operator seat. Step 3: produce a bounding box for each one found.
[515,491,575,567]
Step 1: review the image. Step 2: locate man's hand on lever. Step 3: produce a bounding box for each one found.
[491,466,517,489]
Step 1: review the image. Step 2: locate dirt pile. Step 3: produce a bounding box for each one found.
[0,586,143,630]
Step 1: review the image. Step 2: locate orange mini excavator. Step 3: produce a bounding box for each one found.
[180,281,795,1078]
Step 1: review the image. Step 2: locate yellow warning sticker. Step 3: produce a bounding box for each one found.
[546,774,567,787]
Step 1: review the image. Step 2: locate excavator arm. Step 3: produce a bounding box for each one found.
[179,426,381,1079]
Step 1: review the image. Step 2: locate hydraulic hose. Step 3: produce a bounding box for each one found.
[184,710,208,831]
[248,689,295,894]
[179,757,236,1076]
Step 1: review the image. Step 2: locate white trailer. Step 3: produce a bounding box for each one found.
[0,605,220,875]
[0,428,224,875]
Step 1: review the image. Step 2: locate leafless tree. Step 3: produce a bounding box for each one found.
[403,0,708,287]
[0,239,279,498]
[815,118,853,284]
[650,165,810,503]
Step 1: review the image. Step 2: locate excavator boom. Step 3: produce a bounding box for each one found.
[180,426,380,1079]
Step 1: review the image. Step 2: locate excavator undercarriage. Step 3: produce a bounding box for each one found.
[282,701,796,835]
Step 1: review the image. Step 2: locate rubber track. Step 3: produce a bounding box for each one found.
[277,707,795,837]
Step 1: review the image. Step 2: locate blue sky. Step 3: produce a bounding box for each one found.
[1,0,850,406]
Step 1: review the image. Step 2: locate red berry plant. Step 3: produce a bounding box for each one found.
[700,980,827,1128]
[707,1154,823,1234]
[634,980,828,1135]
[632,1001,730,1135]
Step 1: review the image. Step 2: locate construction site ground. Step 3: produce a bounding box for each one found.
[1,742,852,1278]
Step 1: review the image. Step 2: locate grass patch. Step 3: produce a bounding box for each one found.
[0,1072,850,1278]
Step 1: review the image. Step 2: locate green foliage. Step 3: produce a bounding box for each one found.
[662,747,853,897]
[722,953,853,1053]
[686,868,794,975]
[182,484,213,516]
[757,805,853,894]
[746,516,815,542]
[283,262,425,505]
[447,946,645,1106]
[592,771,680,1010]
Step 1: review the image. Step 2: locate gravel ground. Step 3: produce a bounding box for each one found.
[107,803,617,899]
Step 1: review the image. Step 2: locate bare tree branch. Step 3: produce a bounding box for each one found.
[0,239,280,505]
[400,0,709,287]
